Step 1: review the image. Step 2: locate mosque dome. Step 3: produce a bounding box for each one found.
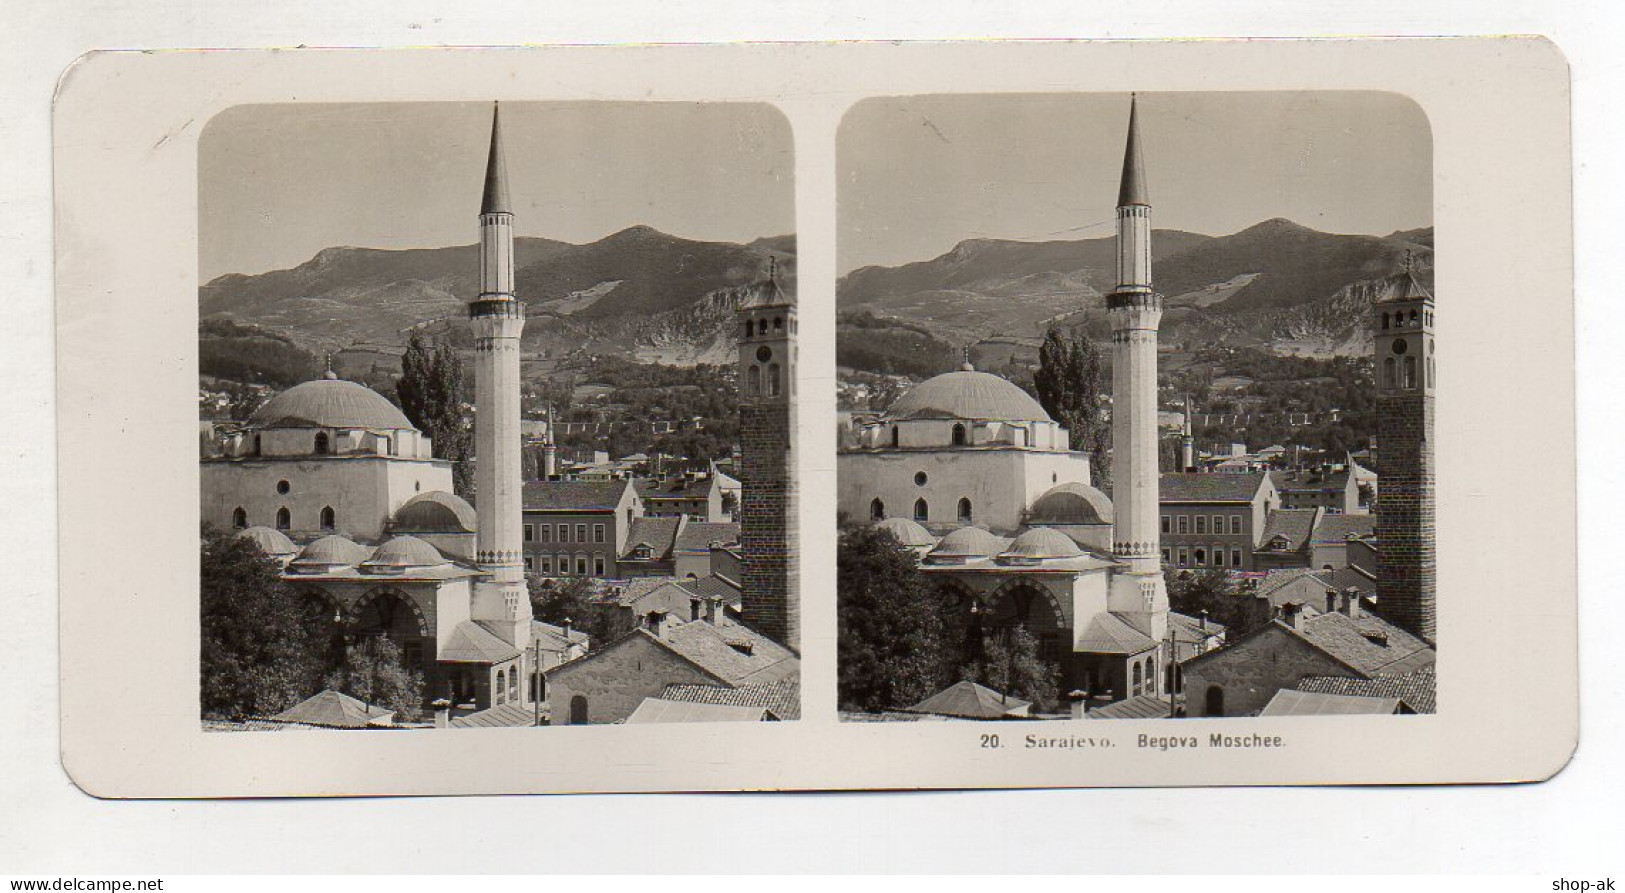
[1001,527,1084,560]
[393,490,477,534]
[874,517,936,548]
[235,525,298,557]
[248,377,416,431]
[361,535,447,572]
[1028,482,1115,526]
[290,534,371,570]
[888,370,1052,423]
[928,526,1009,559]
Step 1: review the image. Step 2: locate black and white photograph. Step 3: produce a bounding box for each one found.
[836,91,1438,721]
[196,100,800,730]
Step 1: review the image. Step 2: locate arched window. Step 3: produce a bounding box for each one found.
[495,669,507,705]
[957,498,973,524]
[870,498,885,521]
[320,506,336,530]
[314,431,330,455]
[746,365,761,396]
[1132,662,1143,696]
[1146,655,1157,693]
[1383,357,1396,388]
[508,667,519,703]
[1206,685,1225,717]
[275,507,291,531]
[772,316,783,332]
[913,498,928,523]
[1381,312,1390,330]
[570,694,589,725]
[1428,355,1435,389]
[253,434,262,456]
[891,427,900,448]
[951,423,967,446]
[768,364,781,397]
[1403,355,1418,389]
[231,506,248,529]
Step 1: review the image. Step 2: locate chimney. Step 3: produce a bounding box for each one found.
[1068,690,1090,719]
[1325,590,1337,615]
[646,610,671,638]
[432,698,451,730]
[1279,601,1304,630]
[1341,586,1362,619]
[705,595,725,626]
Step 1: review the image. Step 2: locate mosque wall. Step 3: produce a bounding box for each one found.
[838,448,1093,535]
[202,455,453,543]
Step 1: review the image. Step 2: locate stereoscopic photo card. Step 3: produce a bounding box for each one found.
[54,38,1576,797]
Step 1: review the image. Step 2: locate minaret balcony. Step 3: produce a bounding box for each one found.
[469,298,526,320]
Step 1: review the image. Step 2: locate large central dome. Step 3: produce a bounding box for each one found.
[249,376,416,431]
[887,370,1052,423]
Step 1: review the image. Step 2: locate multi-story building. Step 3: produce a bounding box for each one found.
[1159,472,1279,571]
[1272,468,1362,514]
[521,479,642,578]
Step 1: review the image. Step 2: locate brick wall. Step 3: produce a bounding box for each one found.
[740,403,799,651]
[545,632,719,724]
[1183,624,1356,717]
[1375,392,1436,642]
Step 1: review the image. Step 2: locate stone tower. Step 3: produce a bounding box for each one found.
[1105,95,1170,647]
[736,260,798,652]
[1373,266,1436,642]
[468,103,531,652]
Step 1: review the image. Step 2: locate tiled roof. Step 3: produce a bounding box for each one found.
[439,621,522,664]
[1313,513,1377,544]
[623,516,681,556]
[1272,470,1351,493]
[660,679,801,721]
[522,480,630,512]
[531,619,589,653]
[1075,612,1158,655]
[1298,666,1436,714]
[1258,509,1319,552]
[661,621,800,687]
[675,522,741,552]
[625,699,770,723]
[1255,567,1328,602]
[1322,566,1378,596]
[685,574,743,607]
[1294,611,1436,677]
[905,680,1030,719]
[1259,690,1404,716]
[1086,694,1172,720]
[1161,472,1269,503]
[1168,610,1226,643]
[450,702,538,728]
[272,690,392,728]
[598,576,683,608]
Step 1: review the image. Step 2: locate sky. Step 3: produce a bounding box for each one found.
[199,101,795,281]
[838,91,1433,274]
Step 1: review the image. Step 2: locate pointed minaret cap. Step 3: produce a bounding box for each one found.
[1118,94,1150,207]
[481,103,512,216]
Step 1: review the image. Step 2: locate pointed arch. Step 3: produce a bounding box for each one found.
[231,506,248,529]
[314,431,331,455]
[275,506,291,531]
[870,498,885,521]
[320,506,336,530]
[957,497,973,524]
[913,498,928,522]
[951,423,967,446]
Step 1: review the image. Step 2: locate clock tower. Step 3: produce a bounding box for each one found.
[1373,261,1436,642]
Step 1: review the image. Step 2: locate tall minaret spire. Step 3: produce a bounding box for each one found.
[1105,93,1169,651]
[1182,394,1196,473]
[469,102,531,655]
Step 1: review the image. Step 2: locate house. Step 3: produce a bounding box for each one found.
[1295,665,1436,714]
[1252,507,1323,571]
[1309,513,1378,570]
[656,679,801,721]
[1160,472,1280,570]
[1272,468,1361,514]
[624,699,773,723]
[546,613,799,725]
[673,521,741,579]
[617,515,684,576]
[637,471,733,522]
[1182,599,1435,718]
[521,479,642,578]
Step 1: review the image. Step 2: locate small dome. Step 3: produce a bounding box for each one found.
[1001,527,1084,560]
[1028,482,1115,526]
[888,370,1052,423]
[249,377,415,431]
[874,517,936,548]
[929,526,1009,559]
[292,534,371,568]
[393,490,477,533]
[361,535,447,570]
[235,525,297,557]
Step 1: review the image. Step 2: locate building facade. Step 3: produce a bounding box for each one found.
[521,479,642,578]
[736,267,799,651]
[1159,472,1279,571]
[1373,270,1437,641]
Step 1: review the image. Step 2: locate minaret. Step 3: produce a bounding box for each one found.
[736,257,798,651]
[542,406,558,480]
[1105,95,1169,647]
[1373,258,1436,642]
[468,104,531,652]
[1181,394,1195,472]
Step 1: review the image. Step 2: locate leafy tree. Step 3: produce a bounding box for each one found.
[1034,326,1111,485]
[529,574,613,650]
[958,625,1061,712]
[397,332,474,498]
[200,526,323,718]
[1166,567,1266,639]
[837,525,951,712]
[324,636,425,722]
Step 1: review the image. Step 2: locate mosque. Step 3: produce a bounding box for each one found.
[839,97,1199,706]
[202,106,545,712]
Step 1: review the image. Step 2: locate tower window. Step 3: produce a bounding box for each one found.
[746,365,761,396]
[1383,357,1396,388]
[232,507,248,529]
[314,431,330,455]
[1381,312,1390,330]
[320,506,336,530]
[952,423,967,446]
[276,480,291,495]
[957,498,973,524]
[773,316,783,332]
[913,499,928,523]
[1403,356,1418,389]
[870,498,885,521]
[275,507,291,531]
[768,364,781,398]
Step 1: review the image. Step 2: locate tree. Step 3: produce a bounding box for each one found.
[529,574,613,650]
[397,332,474,498]
[324,636,425,722]
[200,526,323,719]
[958,625,1061,712]
[1166,567,1266,639]
[1034,326,1110,484]
[837,525,952,712]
